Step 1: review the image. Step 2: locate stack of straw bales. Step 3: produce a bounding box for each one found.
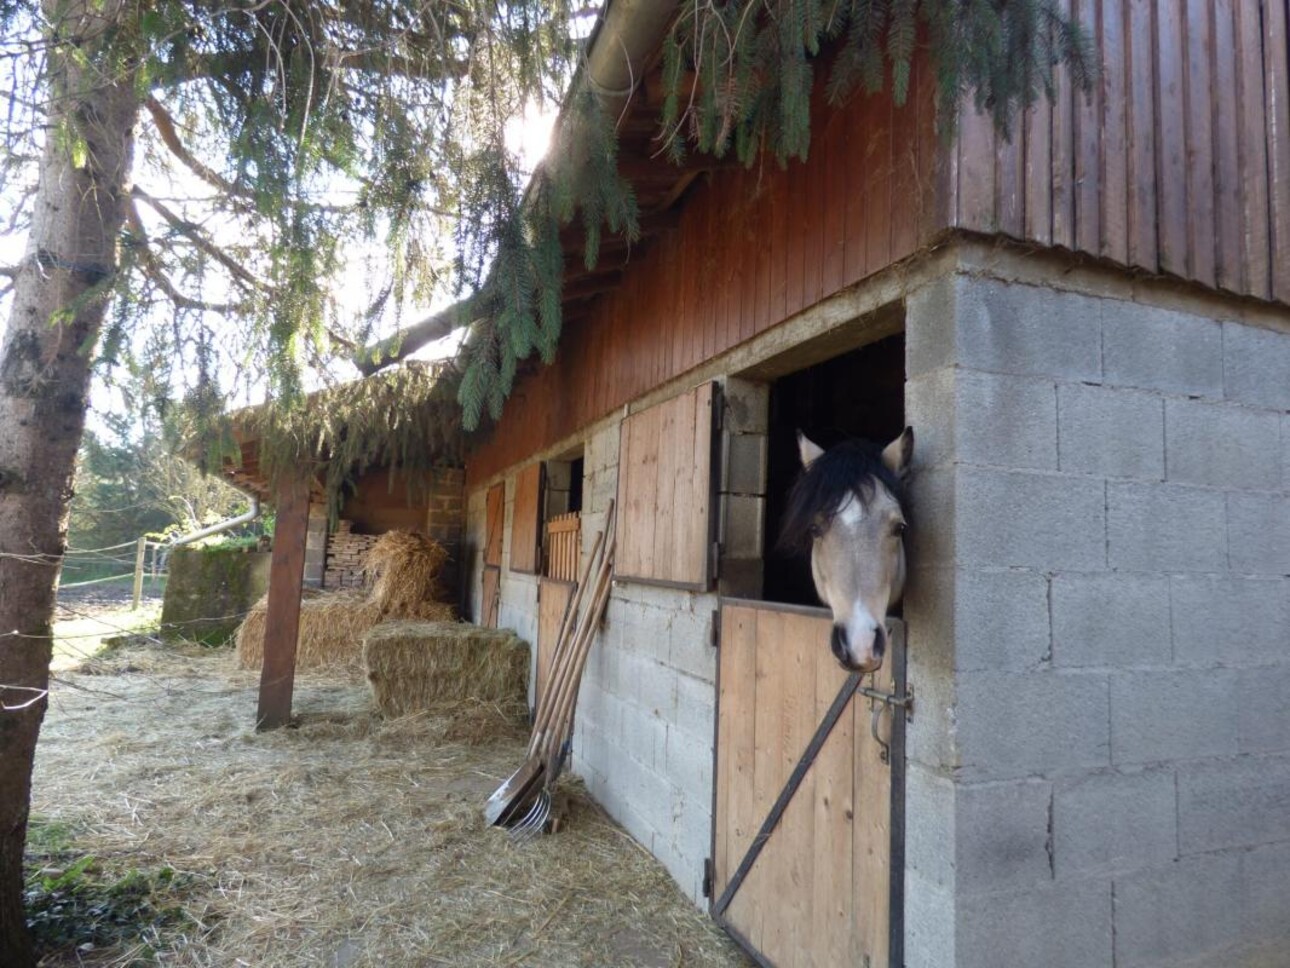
[363,621,528,716]
[235,530,455,670]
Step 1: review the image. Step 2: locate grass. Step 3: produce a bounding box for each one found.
[52,601,163,671]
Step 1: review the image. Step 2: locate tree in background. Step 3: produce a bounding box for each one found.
[0,1,1089,960]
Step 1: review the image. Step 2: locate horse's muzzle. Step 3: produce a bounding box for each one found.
[831,622,885,672]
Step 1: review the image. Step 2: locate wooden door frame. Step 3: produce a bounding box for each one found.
[708,597,908,968]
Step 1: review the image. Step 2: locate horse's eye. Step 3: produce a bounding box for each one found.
[808,522,823,539]
[892,522,907,537]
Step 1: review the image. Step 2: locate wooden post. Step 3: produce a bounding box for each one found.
[256,474,310,730]
[131,536,147,610]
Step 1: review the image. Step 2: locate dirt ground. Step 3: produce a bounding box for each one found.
[29,637,751,967]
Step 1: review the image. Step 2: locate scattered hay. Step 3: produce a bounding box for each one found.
[31,656,749,966]
[235,589,381,671]
[363,620,528,717]
[364,530,449,614]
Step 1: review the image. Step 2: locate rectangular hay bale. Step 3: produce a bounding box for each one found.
[363,620,529,716]
[235,590,385,671]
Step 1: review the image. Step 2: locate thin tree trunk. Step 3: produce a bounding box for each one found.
[0,3,138,959]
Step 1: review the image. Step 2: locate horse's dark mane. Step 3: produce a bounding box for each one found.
[777,439,905,556]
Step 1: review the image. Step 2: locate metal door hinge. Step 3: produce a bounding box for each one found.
[702,858,714,898]
[709,610,720,649]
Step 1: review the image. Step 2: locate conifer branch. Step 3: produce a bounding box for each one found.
[144,96,245,202]
[353,291,487,376]
[123,199,244,315]
[130,187,270,294]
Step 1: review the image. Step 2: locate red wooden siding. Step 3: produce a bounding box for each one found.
[467,59,941,487]
[952,0,1290,303]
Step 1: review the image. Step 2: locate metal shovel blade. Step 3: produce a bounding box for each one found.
[483,758,543,827]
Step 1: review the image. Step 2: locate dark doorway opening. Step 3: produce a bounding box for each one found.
[761,332,906,606]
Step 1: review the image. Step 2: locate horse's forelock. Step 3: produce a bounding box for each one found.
[777,439,905,557]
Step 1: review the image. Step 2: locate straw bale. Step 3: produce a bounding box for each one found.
[364,530,449,614]
[363,620,528,716]
[235,589,382,671]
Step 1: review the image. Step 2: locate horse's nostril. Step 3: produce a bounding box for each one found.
[831,625,847,660]
[873,625,886,660]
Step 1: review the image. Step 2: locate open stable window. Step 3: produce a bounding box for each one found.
[510,463,543,574]
[614,381,720,589]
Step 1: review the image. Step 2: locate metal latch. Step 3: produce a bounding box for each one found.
[859,683,913,764]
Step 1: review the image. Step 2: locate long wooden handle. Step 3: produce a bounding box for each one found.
[541,534,615,772]
[528,503,614,756]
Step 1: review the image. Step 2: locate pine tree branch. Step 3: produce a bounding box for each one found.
[130,186,270,294]
[353,291,487,376]
[123,199,244,315]
[144,96,247,202]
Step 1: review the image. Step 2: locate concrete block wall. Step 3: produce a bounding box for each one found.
[464,415,719,904]
[903,270,1290,968]
[424,467,465,599]
[303,502,327,587]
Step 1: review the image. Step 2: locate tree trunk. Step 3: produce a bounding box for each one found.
[0,4,138,960]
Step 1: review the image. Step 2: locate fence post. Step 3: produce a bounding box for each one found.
[132,536,147,609]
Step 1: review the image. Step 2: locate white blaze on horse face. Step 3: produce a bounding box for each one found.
[810,487,906,673]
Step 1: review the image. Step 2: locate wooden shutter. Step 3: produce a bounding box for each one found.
[481,566,501,628]
[614,381,719,588]
[509,463,543,574]
[484,482,504,567]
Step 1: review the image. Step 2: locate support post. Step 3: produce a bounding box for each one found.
[131,536,147,609]
[256,474,310,730]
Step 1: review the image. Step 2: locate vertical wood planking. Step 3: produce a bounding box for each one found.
[958,101,999,233]
[1052,0,1077,249]
[716,604,759,895]
[1184,0,1216,286]
[1024,74,1054,245]
[652,388,681,572]
[889,60,923,258]
[853,659,894,967]
[481,566,500,628]
[1212,0,1243,291]
[509,463,542,574]
[484,482,505,567]
[778,613,820,963]
[256,474,310,730]
[668,388,698,583]
[1126,0,1159,269]
[843,94,870,285]
[688,383,714,584]
[747,608,783,954]
[1156,0,1189,277]
[1101,0,1130,263]
[634,404,661,579]
[536,578,574,716]
[864,93,894,276]
[768,165,789,329]
[811,638,856,967]
[1236,0,1272,298]
[1265,0,1290,301]
[1074,0,1102,254]
[821,104,848,295]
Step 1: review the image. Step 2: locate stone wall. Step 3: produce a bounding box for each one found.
[902,268,1290,968]
[160,547,271,644]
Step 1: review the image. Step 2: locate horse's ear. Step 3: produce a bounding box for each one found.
[882,427,914,480]
[797,430,825,468]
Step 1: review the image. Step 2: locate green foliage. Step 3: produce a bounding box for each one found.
[660,0,1095,167]
[23,818,195,960]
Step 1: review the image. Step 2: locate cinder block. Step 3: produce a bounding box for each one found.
[1227,491,1290,576]
[668,783,712,873]
[1053,769,1177,876]
[955,568,1052,672]
[1113,852,1244,967]
[958,468,1106,570]
[1111,670,1238,765]
[902,567,955,675]
[1051,574,1171,668]
[1178,753,1290,853]
[1058,384,1165,480]
[1172,576,1290,666]
[721,493,765,559]
[955,370,1058,471]
[955,672,1110,779]
[1102,301,1224,398]
[1243,841,1290,943]
[1165,398,1282,490]
[955,276,1103,382]
[722,376,769,435]
[620,701,668,770]
[956,779,1054,890]
[1224,322,1290,410]
[1238,666,1290,754]
[957,878,1112,968]
[668,607,716,683]
[904,366,956,469]
[1107,482,1227,572]
[905,273,960,377]
[635,656,678,720]
[907,466,956,568]
[673,672,714,743]
[664,723,713,799]
[904,873,956,968]
[904,764,957,889]
[722,432,768,495]
[905,647,958,772]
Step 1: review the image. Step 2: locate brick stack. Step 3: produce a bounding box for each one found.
[323,521,378,589]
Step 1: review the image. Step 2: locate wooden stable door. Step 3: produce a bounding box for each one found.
[535,577,575,717]
[712,600,906,968]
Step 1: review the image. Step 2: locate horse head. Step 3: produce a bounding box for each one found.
[780,428,913,673]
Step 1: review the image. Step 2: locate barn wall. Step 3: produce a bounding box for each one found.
[902,259,1290,968]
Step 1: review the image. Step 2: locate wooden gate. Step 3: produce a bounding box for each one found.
[711,600,907,968]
